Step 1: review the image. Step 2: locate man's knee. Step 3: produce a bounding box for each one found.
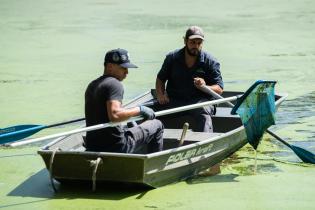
[156,119,164,129]
[150,119,164,131]
[150,120,164,141]
[139,119,164,136]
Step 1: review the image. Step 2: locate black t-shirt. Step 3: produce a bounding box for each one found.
[157,47,223,102]
[84,75,126,152]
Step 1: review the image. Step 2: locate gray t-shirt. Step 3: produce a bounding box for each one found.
[84,75,126,152]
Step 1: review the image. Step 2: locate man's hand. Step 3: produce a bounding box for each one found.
[157,92,170,105]
[193,77,206,88]
[139,106,155,120]
[156,78,170,105]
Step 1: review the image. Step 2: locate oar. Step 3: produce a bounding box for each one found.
[198,85,315,164]
[0,100,157,145]
[8,96,239,147]
[266,130,315,164]
[0,118,84,145]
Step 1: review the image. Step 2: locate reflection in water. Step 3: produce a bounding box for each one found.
[187,174,239,185]
[232,163,282,176]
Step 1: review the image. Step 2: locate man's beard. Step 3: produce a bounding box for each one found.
[186,47,200,56]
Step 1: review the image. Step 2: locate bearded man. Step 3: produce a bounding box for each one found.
[155,26,223,132]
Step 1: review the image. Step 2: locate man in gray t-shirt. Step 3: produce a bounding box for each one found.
[85,48,164,153]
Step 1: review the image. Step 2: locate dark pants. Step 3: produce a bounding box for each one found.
[125,119,164,154]
[154,98,215,132]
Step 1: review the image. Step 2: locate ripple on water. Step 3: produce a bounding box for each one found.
[117,14,236,33]
[0,79,46,84]
[0,80,21,83]
[269,53,307,57]
[278,91,315,124]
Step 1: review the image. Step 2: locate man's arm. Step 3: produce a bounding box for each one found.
[155,78,170,104]
[208,84,223,95]
[194,53,224,95]
[156,52,175,105]
[194,77,223,95]
[107,100,156,122]
[107,100,140,122]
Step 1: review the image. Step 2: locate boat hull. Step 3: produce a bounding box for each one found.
[38,91,287,188]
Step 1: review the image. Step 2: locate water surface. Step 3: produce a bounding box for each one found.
[1,0,315,209]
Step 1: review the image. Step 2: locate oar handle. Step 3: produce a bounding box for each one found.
[155,96,237,117]
[8,119,139,147]
[46,101,157,128]
[1,100,158,145]
[8,96,238,147]
[199,85,235,108]
[45,100,157,128]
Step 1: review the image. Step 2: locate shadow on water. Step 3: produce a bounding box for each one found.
[8,169,54,198]
[185,155,241,185]
[186,173,239,185]
[8,169,152,201]
[54,181,152,200]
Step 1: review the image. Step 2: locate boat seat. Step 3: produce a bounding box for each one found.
[163,129,222,142]
[214,107,239,118]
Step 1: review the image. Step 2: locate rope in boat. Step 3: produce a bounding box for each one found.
[49,147,60,192]
[90,157,103,191]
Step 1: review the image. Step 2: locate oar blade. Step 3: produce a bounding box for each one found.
[291,145,315,164]
[0,125,45,144]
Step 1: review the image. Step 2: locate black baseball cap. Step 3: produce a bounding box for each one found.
[104,48,138,68]
[184,26,205,40]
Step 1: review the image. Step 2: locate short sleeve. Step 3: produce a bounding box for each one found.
[103,78,124,102]
[157,53,173,82]
[204,55,224,90]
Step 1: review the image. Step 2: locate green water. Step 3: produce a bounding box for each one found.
[1,0,315,209]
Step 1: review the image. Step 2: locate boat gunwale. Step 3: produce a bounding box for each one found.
[38,92,287,159]
[37,126,243,159]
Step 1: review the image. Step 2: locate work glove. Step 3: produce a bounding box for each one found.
[139,106,155,120]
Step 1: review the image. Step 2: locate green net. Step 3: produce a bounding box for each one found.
[231,81,276,149]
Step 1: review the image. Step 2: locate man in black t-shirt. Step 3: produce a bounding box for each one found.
[155,26,224,132]
[85,48,164,153]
